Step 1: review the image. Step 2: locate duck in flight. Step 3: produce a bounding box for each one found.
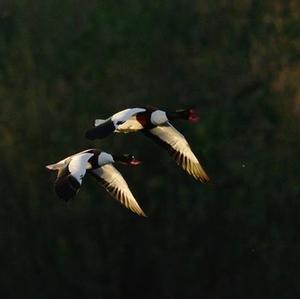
[85,107,209,183]
[46,149,146,216]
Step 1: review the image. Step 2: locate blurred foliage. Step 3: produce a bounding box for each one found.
[0,0,299,298]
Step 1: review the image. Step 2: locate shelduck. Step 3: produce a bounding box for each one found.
[85,107,209,182]
[46,149,146,216]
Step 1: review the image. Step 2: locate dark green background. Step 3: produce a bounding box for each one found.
[0,1,299,298]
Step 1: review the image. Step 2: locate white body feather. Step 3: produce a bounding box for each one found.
[68,153,94,182]
[98,152,114,165]
[94,108,146,133]
[115,117,144,133]
[111,108,146,124]
[150,110,168,125]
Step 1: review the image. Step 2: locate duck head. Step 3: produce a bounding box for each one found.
[113,154,141,166]
[166,108,199,123]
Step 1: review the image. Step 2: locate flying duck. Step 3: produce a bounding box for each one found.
[85,107,209,182]
[46,149,146,216]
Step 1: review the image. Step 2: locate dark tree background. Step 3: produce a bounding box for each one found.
[0,0,299,298]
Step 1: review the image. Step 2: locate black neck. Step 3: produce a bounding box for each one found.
[112,154,130,164]
[166,109,189,121]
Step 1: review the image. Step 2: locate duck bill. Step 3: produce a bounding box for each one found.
[85,120,116,140]
[188,109,200,123]
[130,159,141,166]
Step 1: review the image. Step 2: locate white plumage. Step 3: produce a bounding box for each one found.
[145,123,209,182]
[110,108,146,126]
[92,165,146,216]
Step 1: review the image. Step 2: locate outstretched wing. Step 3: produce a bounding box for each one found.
[91,164,146,216]
[54,153,93,201]
[142,123,209,182]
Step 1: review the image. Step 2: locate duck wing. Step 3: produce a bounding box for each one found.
[111,108,146,123]
[54,153,93,201]
[142,122,209,182]
[90,164,146,216]
[85,108,146,140]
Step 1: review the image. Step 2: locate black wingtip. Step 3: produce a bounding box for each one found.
[85,128,98,140]
[85,120,116,140]
[55,175,80,201]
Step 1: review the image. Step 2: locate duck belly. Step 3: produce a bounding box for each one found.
[116,118,143,133]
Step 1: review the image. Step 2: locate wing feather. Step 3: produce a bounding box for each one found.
[143,123,209,182]
[54,153,93,201]
[91,165,146,217]
[111,108,146,123]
